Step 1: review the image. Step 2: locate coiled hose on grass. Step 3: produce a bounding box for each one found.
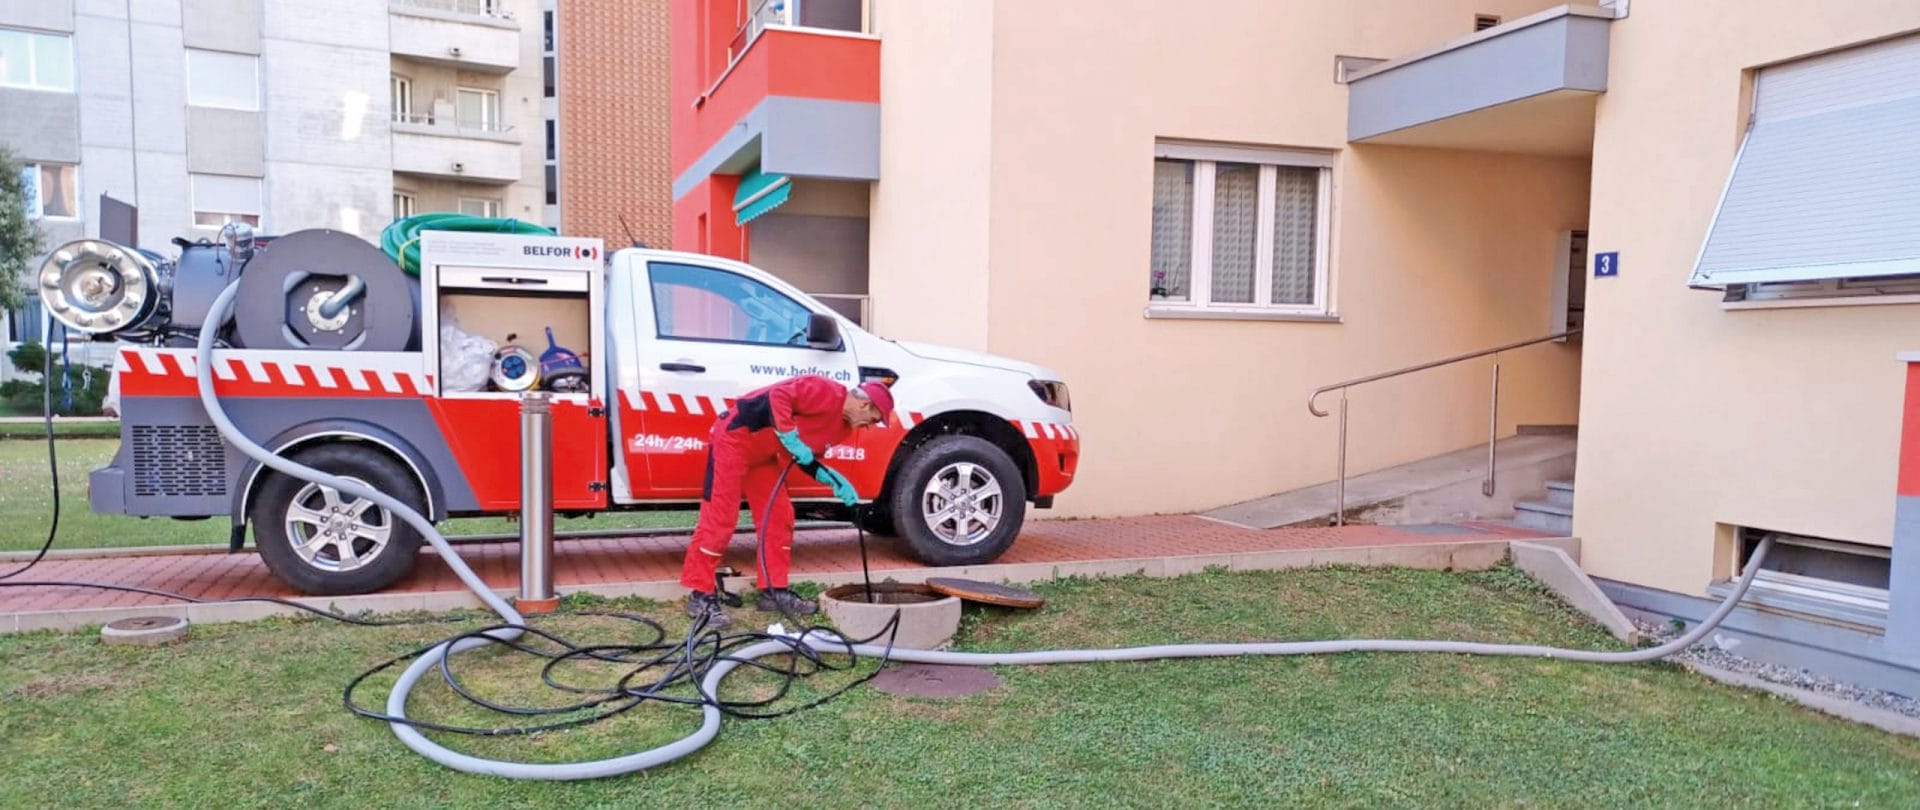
[380,213,557,276]
[192,280,1774,780]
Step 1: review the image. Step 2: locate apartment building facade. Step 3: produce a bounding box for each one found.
[1,0,551,375]
[675,0,1918,690]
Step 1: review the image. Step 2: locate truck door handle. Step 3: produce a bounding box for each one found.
[660,362,706,373]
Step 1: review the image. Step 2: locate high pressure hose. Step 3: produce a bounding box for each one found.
[191,280,1775,780]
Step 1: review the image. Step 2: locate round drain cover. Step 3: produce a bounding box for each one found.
[870,664,1001,699]
[100,616,189,646]
[924,577,1045,609]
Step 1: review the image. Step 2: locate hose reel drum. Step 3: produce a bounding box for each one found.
[38,228,418,353]
[231,229,418,352]
[37,239,169,336]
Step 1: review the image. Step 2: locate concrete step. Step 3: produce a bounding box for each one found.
[1545,479,1575,508]
[1514,499,1574,534]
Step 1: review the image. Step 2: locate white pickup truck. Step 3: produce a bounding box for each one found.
[70,229,1079,594]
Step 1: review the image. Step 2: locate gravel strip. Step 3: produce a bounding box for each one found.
[1635,619,1920,720]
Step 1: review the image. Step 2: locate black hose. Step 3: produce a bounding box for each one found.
[0,325,65,581]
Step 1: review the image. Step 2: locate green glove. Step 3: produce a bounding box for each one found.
[775,429,814,466]
[812,465,859,507]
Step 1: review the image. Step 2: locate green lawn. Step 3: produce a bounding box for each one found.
[2,565,1916,807]
[0,419,121,439]
[0,438,724,552]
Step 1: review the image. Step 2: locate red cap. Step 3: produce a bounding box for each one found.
[858,381,895,426]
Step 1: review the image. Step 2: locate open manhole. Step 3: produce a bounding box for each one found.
[869,664,1001,699]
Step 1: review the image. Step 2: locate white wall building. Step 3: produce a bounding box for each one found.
[1,0,551,380]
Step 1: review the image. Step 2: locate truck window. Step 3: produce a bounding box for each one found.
[649,262,818,347]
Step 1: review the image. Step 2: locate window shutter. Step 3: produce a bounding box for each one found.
[1690,34,1920,287]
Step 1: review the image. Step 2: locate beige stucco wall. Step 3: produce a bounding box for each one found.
[872,0,1586,517]
[867,0,995,349]
[1576,3,1920,595]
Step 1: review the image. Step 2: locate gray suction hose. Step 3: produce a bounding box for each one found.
[194,280,1771,780]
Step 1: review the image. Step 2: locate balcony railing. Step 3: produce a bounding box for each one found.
[392,111,515,135]
[392,0,514,20]
[727,0,867,64]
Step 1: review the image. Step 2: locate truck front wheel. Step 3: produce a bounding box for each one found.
[888,435,1026,566]
[250,444,426,596]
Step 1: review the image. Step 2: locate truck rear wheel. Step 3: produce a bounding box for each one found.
[888,435,1025,566]
[251,444,426,596]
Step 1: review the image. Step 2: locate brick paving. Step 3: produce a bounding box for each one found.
[0,517,1545,616]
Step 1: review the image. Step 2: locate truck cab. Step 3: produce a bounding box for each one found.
[76,229,1077,595]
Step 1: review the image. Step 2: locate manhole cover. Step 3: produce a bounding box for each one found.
[924,577,1046,609]
[869,664,1001,699]
[101,615,189,646]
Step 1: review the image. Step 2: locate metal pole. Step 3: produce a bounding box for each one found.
[1484,361,1500,498]
[518,392,558,613]
[1336,390,1348,526]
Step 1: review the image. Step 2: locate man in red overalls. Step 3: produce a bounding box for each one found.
[681,375,894,627]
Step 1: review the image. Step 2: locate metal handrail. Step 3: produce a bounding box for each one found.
[1308,328,1579,525]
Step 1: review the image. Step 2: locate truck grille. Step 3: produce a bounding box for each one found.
[131,425,229,498]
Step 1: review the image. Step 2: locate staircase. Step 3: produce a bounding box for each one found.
[1513,479,1575,534]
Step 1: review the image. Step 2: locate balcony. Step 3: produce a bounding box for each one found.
[1345,5,1616,156]
[391,112,522,183]
[389,0,521,73]
[675,17,880,199]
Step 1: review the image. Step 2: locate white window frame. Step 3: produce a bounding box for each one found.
[458,197,501,218]
[391,74,414,122]
[454,87,500,131]
[1148,142,1334,318]
[393,191,416,219]
[0,28,74,92]
[20,162,80,221]
[185,49,260,111]
[190,173,262,231]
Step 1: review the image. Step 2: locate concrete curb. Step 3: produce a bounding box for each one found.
[1682,661,1920,738]
[1,537,1522,634]
[1508,539,1640,643]
[0,523,845,562]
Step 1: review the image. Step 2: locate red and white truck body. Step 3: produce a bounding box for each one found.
[88,232,1078,594]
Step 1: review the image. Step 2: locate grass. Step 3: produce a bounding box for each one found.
[2,565,1916,807]
[0,438,728,552]
[0,419,120,439]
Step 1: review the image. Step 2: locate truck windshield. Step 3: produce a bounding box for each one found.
[648,261,814,346]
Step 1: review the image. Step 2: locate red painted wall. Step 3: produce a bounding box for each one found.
[671,1,880,258]
[1899,362,1920,497]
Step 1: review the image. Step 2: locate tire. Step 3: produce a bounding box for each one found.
[250,444,426,596]
[888,435,1026,567]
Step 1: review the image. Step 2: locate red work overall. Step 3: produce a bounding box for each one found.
[679,375,852,592]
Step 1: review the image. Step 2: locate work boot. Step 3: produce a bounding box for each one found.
[684,590,732,630]
[754,587,818,616]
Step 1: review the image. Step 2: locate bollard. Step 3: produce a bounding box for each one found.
[517,392,560,614]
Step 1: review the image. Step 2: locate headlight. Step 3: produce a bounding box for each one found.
[1028,380,1070,412]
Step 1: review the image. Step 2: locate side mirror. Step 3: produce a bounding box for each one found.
[805,312,841,350]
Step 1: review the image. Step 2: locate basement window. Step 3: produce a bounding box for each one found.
[1714,527,1891,630]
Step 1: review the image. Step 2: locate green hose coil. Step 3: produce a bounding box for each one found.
[380,213,558,276]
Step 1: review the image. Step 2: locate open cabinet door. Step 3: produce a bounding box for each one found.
[419,232,609,511]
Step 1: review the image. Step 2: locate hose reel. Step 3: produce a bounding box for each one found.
[231,229,418,352]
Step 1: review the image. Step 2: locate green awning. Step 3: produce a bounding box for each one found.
[733,168,792,225]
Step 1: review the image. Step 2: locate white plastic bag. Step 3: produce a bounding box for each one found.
[440,318,498,393]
